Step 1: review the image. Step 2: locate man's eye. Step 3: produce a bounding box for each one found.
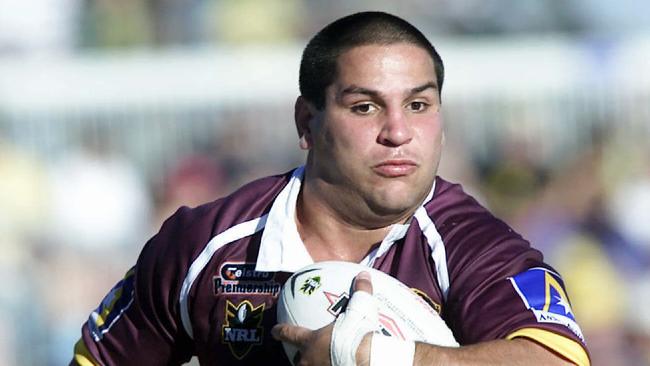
[409,101,428,112]
[351,103,376,114]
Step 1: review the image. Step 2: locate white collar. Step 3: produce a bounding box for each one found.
[255,166,436,272]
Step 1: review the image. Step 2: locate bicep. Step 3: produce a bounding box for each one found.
[414,338,575,365]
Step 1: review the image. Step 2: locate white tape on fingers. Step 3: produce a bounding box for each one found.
[330,291,379,366]
[370,334,415,366]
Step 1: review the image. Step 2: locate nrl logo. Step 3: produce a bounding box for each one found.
[299,276,321,295]
[222,300,265,359]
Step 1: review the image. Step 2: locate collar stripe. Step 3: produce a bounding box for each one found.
[415,206,450,301]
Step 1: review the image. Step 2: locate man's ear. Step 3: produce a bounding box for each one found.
[294,96,316,150]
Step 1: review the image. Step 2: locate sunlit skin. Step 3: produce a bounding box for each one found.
[300,43,443,229]
[294,43,444,261]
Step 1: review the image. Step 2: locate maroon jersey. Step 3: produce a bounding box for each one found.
[72,167,589,365]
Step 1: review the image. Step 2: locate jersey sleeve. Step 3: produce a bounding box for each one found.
[70,207,198,366]
[441,206,590,365]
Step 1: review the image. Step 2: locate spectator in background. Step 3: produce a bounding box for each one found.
[48,127,152,252]
[211,0,303,44]
[603,138,650,365]
[0,131,50,365]
[154,153,228,228]
[44,126,152,365]
[507,130,649,366]
[606,143,650,263]
[626,273,650,364]
[147,0,205,46]
[78,0,151,48]
[478,133,548,230]
[0,0,81,54]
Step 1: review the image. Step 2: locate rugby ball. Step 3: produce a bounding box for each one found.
[276,261,458,363]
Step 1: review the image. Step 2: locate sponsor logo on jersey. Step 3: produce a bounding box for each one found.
[509,267,585,342]
[88,267,136,341]
[299,275,321,295]
[213,262,280,297]
[222,300,265,359]
[221,263,274,282]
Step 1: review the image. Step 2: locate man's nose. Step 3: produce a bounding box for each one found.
[377,109,413,147]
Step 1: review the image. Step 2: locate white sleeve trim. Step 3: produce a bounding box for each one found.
[179,214,268,338]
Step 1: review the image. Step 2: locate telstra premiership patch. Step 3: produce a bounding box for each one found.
[509,267,584,342]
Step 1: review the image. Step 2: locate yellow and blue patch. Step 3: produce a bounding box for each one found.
[509,267,584,342]
[88,267,136,341]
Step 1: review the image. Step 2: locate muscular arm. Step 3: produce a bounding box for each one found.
[274,314,572,366]
[354,334,573,365]
[414,338,572,366]
[275,320,573,366]
[274,272,576,366]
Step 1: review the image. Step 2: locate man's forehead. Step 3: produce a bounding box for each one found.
[319,43,439,103]
[335,43,435,75]
[337,42,434,64]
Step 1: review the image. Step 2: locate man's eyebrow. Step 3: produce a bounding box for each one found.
[339,82,438,99]
[410,82,438,95]
[339,85,380,98]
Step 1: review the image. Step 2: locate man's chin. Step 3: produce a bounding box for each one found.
[365,184,430,216]
[367,196,418,219]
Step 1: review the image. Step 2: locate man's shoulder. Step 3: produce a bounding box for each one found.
[229,170,294,204]
[139,170,294,268]
[424,176,525,246]
[426,177,491,220]
[183,169,293,228]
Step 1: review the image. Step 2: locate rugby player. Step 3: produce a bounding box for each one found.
[71,11,590,366]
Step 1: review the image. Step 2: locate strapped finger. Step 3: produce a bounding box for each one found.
[353,271,373,295]
[331,286,379,366]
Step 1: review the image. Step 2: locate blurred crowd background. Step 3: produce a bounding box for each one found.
[1,1,649,365]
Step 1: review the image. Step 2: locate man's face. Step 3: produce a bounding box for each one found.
[303,43,444,220]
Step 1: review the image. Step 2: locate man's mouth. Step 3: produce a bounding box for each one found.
[372,160,417,177]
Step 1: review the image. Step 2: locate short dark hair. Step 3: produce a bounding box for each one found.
[299,11,444,109]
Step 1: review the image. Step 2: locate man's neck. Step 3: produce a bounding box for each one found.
[295,180,401,263]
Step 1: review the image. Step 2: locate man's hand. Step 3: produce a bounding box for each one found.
[272,271,375,366]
